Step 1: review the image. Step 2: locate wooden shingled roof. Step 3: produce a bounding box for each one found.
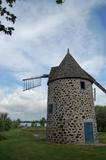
[48,50,95,84]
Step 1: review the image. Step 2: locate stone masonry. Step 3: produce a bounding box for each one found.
[47,78,98,144]
[46,51,98,144]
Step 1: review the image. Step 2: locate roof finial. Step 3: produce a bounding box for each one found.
[67,48,70,54]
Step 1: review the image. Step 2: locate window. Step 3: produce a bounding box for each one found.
[80,81,85,90]
[48,104,53,114]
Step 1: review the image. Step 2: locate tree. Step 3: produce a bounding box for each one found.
[0,112,11,131]
[95,105,106,132]
[11,119,21,129]
[0,0,16,35]
[3,117,11,131]
[39,117,46,127]
[31,121,35,127]
[56,0,65,4]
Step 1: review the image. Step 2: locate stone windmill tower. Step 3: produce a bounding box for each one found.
[23,49,106,144]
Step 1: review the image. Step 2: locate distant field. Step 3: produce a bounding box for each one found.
[0,128,106,160]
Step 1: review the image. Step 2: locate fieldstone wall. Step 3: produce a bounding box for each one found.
[46,78,98,144]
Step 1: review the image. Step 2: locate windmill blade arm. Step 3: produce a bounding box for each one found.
[94,81,106,94]
[23,76,42,81]
[22,74,49,81]
[41,74,49,78]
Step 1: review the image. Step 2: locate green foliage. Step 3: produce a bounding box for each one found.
[0,113,21,131]
[95,105,106,132]
[31,121,36,127]
[0,134,6,141]
[11,119,21,129]
[99,132,106,144]
[39,117,46,127]
[56,0,65,4]
[0,0,16,35]
[0,113,11,131]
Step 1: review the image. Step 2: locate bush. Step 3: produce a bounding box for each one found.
[0,134,7,141]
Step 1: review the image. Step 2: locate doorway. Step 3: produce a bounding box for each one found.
[84,122,94,144]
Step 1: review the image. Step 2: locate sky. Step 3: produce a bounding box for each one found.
[0,0,106,120]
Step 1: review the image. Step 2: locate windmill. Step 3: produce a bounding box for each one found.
[22,51,106,95]
[23,74,106,94]
[23,49,106,144]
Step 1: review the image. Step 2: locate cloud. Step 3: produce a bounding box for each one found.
[0,0,106,120]
[0,0,106,76]
[0,83,105,121]
[0,88,47,120]
[81,55,106,77]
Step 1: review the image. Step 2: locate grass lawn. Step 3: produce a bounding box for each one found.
[0,128,106,160]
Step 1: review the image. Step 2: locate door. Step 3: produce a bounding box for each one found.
[84,122,94,144]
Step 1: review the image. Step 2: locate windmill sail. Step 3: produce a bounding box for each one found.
[23,74,49,91]
[83,70,106,94]
[94,81,106,94]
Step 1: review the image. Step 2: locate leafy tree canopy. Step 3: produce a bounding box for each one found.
[56,0,65,4]
[39,117,46,127]
[0,0,16,35]
[95,105,106,132]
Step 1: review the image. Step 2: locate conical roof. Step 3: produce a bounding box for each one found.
[48,50,95,84]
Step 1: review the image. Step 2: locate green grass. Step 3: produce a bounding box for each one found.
[98,132,106,144]
[0,128,106,160]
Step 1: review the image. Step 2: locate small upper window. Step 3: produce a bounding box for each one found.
[80,81,85,90]
[48,104,53,114]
